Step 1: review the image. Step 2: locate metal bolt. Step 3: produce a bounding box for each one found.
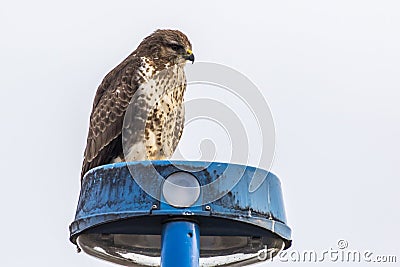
[205,205,211,211]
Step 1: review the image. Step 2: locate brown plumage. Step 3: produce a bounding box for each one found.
[81,29,194,179]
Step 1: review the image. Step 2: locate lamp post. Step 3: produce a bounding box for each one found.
[161,220,200,267]
[70,161,292,266]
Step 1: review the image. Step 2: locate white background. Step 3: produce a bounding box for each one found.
[1,1,399,266]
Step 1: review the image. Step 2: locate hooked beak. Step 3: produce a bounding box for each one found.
[185,49,195,64]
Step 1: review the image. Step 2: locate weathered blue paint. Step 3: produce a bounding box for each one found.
[161,221,200,267]
[70,160,292,256]
[70,161,291,246]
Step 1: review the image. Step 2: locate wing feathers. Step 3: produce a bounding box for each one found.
[81,56,141,179]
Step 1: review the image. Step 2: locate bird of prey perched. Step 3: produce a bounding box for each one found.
[81,29,194,179]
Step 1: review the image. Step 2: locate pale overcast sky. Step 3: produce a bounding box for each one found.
[1,1,399,266]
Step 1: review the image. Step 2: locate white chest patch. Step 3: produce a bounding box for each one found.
[123,61,187,162]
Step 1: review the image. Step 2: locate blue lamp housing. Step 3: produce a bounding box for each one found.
[70,161,292,266]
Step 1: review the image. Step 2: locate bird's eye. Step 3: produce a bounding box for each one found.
[169,44,183,51]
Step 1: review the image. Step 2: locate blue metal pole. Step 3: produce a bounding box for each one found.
[160,220,200,267]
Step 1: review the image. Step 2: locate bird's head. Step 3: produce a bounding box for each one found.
[137,29,194,66]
